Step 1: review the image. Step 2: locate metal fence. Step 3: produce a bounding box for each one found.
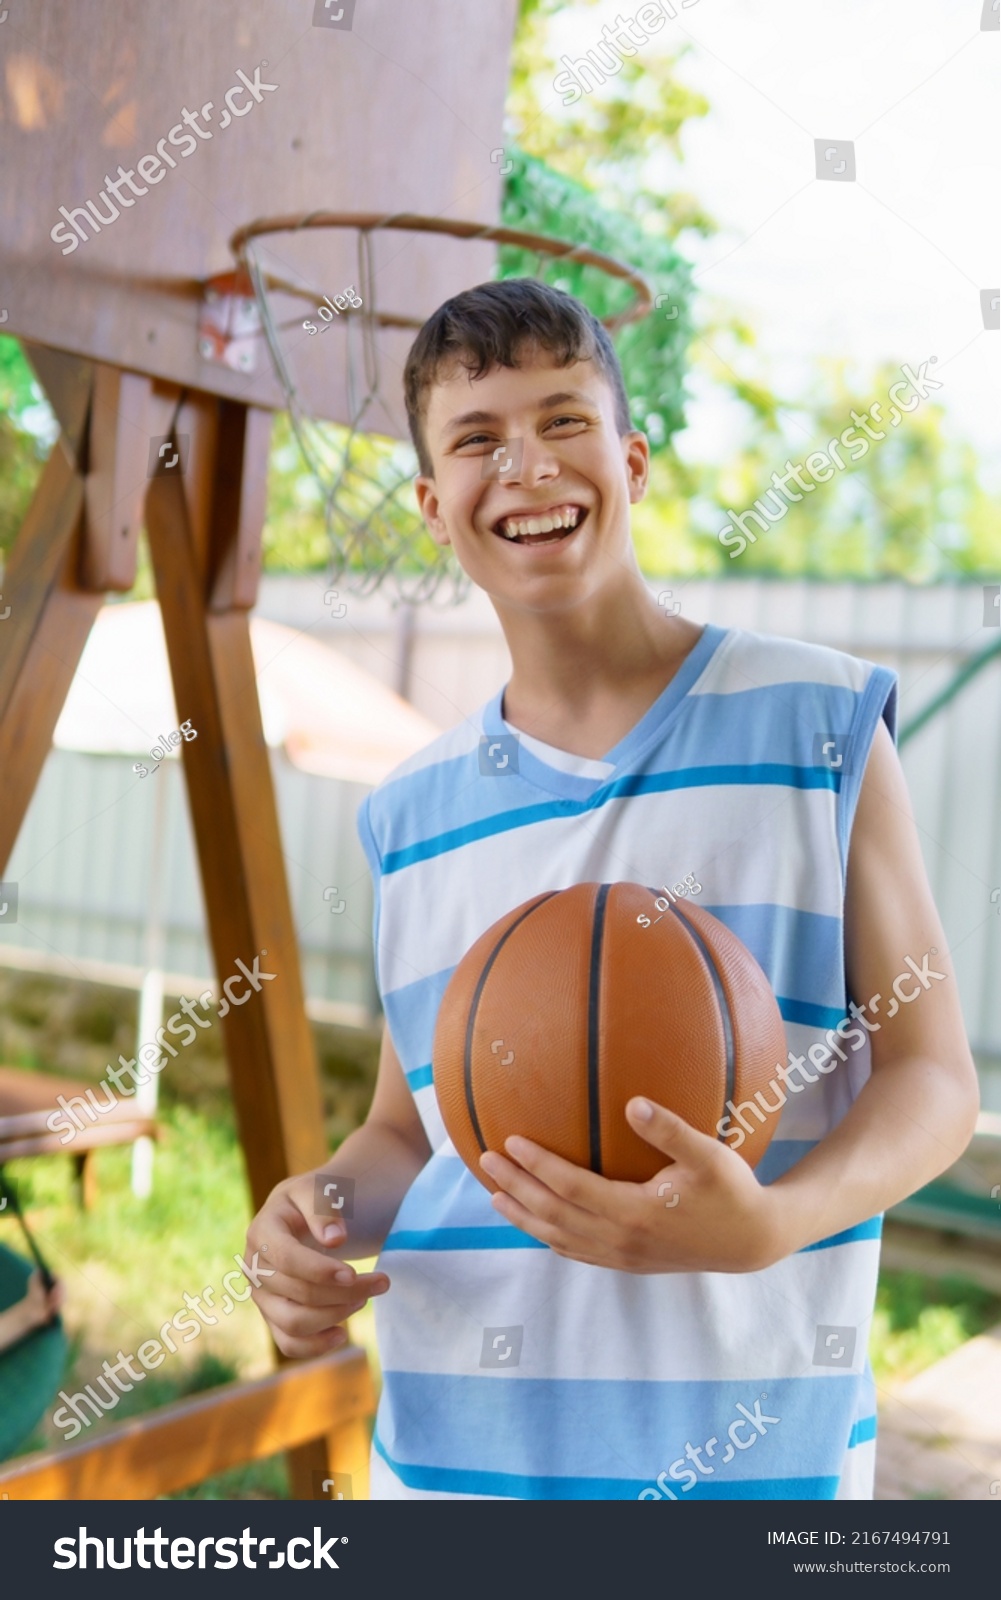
[0,747,378,1027]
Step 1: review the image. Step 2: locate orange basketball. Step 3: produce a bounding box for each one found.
[432,882,787,1188]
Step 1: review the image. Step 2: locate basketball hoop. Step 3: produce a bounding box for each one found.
[230,212,655,605]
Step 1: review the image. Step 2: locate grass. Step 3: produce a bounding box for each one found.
[868,1269,1001,1389]
[3,1085,999,1493]
[0,1097,379,1498]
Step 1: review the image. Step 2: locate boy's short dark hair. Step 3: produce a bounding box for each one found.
[403,278,633,477]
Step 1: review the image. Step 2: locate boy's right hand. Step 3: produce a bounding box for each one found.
[245,1170,390,1358]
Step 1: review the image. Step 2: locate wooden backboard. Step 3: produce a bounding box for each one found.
[0,0,518,434]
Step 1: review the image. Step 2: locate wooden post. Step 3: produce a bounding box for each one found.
[0,354,155,866]
[144,387,346,1498]
[1,361,365,1500]
[144,390,328,1193]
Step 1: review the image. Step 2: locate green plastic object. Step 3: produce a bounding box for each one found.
[0,1242,67,1461]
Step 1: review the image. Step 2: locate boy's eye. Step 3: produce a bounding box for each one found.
[547,415,587,431]
[456,416,586,450]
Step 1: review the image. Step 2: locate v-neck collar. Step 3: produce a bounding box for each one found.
[481,622,729,800]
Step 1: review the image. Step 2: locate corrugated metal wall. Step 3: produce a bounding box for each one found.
[2,579,998,1094]
[0,748,378,1025]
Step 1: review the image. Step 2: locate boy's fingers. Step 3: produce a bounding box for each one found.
[626,1098,718,1163]
[272,1323,350,1361]
[252,1267,389,1312]
[255,1279,384,1352]
[247,1209,358,1287]
[255,1290,364,1339]
[301,1201,348,1250]
[251,1267,388,1331]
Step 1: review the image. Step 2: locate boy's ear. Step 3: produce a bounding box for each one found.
[414,476,451,548]
[625,430,651,504]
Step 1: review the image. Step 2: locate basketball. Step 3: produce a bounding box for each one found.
[433,882,788,1188]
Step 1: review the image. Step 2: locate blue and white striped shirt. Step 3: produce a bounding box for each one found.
[356,623,898,1500]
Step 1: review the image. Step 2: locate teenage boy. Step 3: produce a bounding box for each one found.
[247,280,978,1500]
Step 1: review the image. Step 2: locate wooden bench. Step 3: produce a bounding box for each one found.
[0,1066,158,1207]
[0,1346,375,1499]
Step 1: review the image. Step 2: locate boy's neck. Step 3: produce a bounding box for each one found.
[496,574,704,759]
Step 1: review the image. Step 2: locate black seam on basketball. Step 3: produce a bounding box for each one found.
[463,892,560,1154]
[587,884,611,1174]
[661,898,736,1141]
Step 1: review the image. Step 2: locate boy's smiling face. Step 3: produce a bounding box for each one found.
[414,344,650,612]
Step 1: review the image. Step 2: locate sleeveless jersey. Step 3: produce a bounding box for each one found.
[356,623,898,1500]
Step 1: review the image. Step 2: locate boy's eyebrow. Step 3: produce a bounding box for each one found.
[441,391,598,436]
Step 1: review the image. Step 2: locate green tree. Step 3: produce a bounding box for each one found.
[658,359,1001,580]
[502,0,1000,581]
[0,337,50,563]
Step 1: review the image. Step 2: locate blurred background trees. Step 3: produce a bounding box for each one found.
[2,0,997,584]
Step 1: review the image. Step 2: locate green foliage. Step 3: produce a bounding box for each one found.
[869,1270,1001,1388]
[0,335,49,563]
[1,1090,377,1497]
[263,413,337,574]
[509,0,712,239]
[498,148,694,450]
[0,336,42,418]
[262,413,441,580]
[3,4,998,584]
[637,357,1001,579]
[6,1102,252,1301]
[505,0,1001,582]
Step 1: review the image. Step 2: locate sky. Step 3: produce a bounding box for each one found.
[548,0,999,478]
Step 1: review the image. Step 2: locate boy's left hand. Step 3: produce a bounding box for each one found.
[480,1097,784,1274]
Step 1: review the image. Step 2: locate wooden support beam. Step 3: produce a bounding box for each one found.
[81,366,151,592]
[0,448,93,869]
[0,357,151,867]
[145,389,344,1500]
[0,1348,375,1501]
[144,393,328,1198]
[2,366,359,1501]
[0,444,85,721]
[22,344,94,468]
[209,402,272,611]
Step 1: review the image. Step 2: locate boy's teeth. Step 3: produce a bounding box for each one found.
[499,506,581,539]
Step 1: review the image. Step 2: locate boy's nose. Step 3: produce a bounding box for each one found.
[496,436,561,485]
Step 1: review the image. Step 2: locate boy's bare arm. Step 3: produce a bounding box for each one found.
[480,718,980,1272]
[312,1021,433,1259]
[246,1024,431,1357]
[758,716,980,1253]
